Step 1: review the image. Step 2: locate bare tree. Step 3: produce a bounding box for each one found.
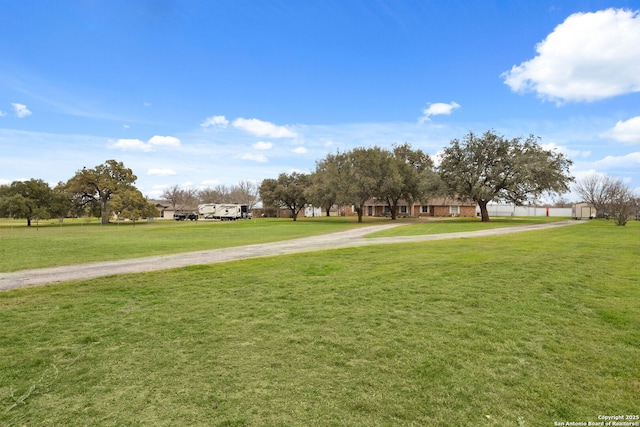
[162,185,198,211]
[573,173,617,218]
[231,180,260,209]
[199,185,231,203]
[162,185,183,211]
[575,173,638,225]
[606,180,637,226]
[551,196,573,208]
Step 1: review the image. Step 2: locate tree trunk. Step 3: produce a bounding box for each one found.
[478,200,490,222]
[356,205,364,223]
[100,198,110,224]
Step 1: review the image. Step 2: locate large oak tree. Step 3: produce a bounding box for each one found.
[65,160,138,224]
[306,156,340,217]
[334,147,388,223]
[0,179,53,226]
[439,130,573,222]
[110,188,158,222]
[259,172,309,221]
[376,143,440,220]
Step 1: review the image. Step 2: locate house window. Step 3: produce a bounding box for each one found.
[450,205,460,215]
[383,206,390,214]
[421,205,429,214]
[400,205,407,214]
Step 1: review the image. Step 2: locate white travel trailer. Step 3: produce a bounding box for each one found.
[198,203,251,220]
[198,204,218,219]
[215,204,243,220]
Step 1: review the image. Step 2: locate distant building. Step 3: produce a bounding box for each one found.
[572,202,596,220]
[362,197,477,218]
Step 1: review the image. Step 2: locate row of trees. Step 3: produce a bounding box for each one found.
[0,160,263,227]
[3,131,636,227]
[0,160,156,226]
[260,131,575,222]
[574,173,639,226]
[260,143,439,222]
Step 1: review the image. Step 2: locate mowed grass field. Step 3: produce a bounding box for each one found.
[0,217,372,272]
[0,216,563,272]
[0,218,638,426]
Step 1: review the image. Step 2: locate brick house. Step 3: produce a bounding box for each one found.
[362,197,477,218]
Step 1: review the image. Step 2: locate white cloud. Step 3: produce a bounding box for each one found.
[541,142,591,158]
[148,168,177,176]
[292,146,307,154]
[12,103,32,118]
[148,135,181,147]
[502,8,640,103]
[0,110,6,117]
[112,138,151,151]
[419,102,460,123]
[432,150,445,167]
[232,117,298,138]
[111,135,181,151]
[201,115,229,128]
[592,152,640,169]
[601,116,640,143]
[240,152,268,162]
[253,141,273,150]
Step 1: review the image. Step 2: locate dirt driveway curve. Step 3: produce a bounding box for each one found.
[0,220,583,291]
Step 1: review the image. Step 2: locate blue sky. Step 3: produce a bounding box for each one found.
[1,0,639,201]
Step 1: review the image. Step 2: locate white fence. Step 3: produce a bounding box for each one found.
[485,205,572,217]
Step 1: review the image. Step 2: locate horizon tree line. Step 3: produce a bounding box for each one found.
[259,130,635,224]
[1,131,637,226]
[0,160,262,227]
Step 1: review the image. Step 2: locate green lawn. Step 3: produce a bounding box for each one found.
[366,216,571,237]
[0,217,379,272]
[1,220,638,426]
[0,216,564,272]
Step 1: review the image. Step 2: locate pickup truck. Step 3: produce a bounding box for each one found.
[174,213,198,221]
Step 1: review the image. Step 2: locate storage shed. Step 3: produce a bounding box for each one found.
[572,202,596,219]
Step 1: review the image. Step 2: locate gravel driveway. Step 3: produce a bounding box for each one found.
[0,220,583,291]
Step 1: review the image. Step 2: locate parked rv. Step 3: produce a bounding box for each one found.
[198,204,217,219]
[198,203,251,220]
[216,204,242,220]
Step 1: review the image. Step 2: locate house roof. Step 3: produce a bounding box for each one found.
[147,199,170,208]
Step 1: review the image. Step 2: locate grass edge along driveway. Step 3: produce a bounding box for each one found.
[0,220,584,291]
